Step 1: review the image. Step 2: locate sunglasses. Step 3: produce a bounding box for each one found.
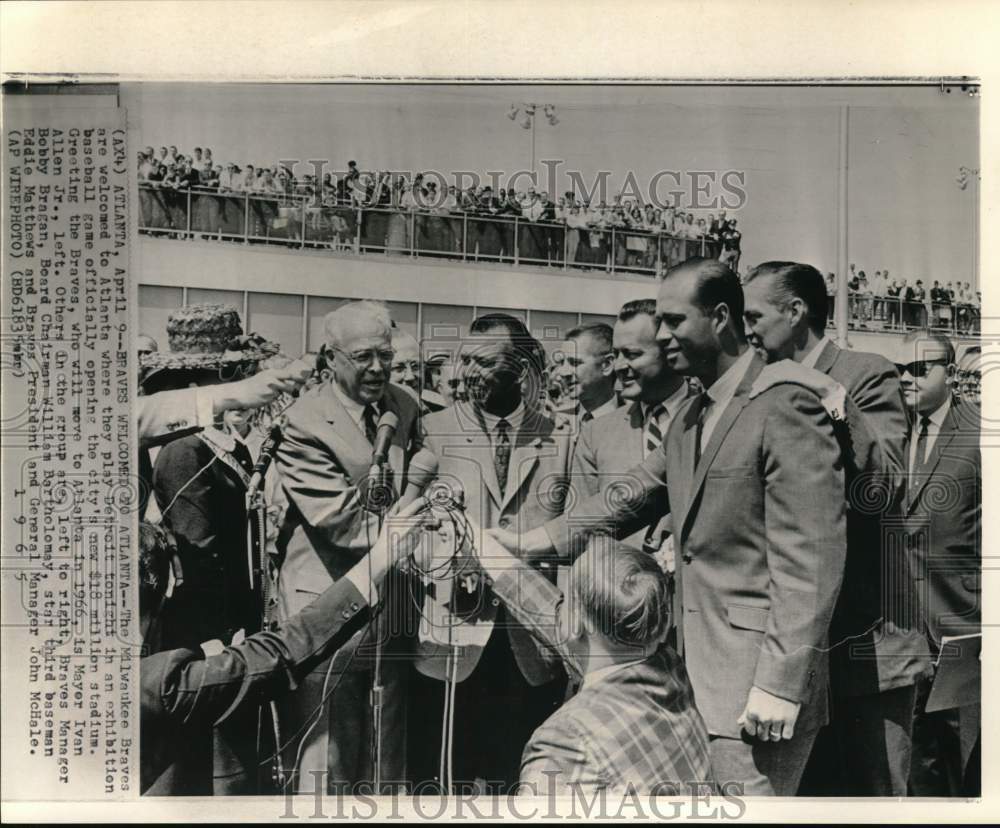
[894,359,949,378]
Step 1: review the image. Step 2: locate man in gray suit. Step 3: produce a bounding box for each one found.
[742,261,930,796]
[571,300,695,558]
[411,313,573,792]
[273,300,424,792]
[492,259,847,795]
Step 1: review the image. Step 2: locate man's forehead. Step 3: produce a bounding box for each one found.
[613,314,655,345]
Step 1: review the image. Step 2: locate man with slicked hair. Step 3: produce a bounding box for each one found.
[491,259,847,795]
[742,261,929,796]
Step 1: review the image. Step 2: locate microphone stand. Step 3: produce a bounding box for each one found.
[245,421,285,791]
[366,456,391,794]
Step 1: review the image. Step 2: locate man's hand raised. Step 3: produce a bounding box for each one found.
[212,362,313,415]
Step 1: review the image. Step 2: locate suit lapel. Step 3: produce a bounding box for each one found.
[906,404,958,514]
[812,339,840,375]
[321,383,375,484]
[677,357,762,540]
[449,403,504,508]
[500,409,552,511]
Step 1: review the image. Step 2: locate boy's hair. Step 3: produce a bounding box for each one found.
[570,535,671,648]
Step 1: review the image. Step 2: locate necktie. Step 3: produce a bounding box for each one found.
[363,404,379,446]
[581,409,594,424]
[643,403,667,459]
[494,419,511,496]
[912,415,931,475]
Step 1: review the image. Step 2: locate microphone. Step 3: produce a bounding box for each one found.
[370,410,399,467]
[247,420,284,493]
[364,410,399,513]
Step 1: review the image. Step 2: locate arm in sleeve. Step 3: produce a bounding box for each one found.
[477,533,583,683]
[754,388,847,702]
[274,416,380,558]
[543,443,669,560]
[149,576,372,727]
[137,388,214,449]
[844,360,908,510]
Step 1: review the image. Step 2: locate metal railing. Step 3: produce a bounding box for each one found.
[137,183,729,279]
[827,292,980,336]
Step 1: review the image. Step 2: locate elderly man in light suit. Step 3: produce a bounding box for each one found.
[409,313,574,792]
[273,300,424,792]
[493,259,848,795]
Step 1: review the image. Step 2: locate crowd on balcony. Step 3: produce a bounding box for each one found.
[136,146,742,275]
[821,265,980,336]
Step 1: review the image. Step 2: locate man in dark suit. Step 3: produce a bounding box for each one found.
[274,300,424,792]
[411,313,573,791]
[742,261,930,795]
[894,330,981,796]
[492,259,847,794]
[140,503,428,795]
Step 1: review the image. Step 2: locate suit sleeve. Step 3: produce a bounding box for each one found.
[275,412,381,559]
[138,388,213,448]
[755,387,847,702]
[478,540,583,683]
[144,577,371,727]
[544,443,669,560]
[844,359,908,511]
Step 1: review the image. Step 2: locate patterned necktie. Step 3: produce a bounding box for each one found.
[494,418,511,496]
[643,403,667,459]
[363,404,379,446]
[912,415,931,475]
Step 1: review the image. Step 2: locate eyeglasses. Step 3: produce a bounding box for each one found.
[330,346,394,367]
[894,359,949,378]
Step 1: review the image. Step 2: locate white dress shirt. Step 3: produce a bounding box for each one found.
[800,336,833,370]
[643,380,692,438]
[910,397,951,470]
[479,401,526,451]
[332,382,379,432]
[700,348,755,453]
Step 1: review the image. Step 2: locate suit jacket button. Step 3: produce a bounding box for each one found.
[342,610,352,620]
[498,517,511,529]
[350,602,360,611]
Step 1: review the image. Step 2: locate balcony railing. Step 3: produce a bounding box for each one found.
[136,182,729,279]
[829,293,980,337]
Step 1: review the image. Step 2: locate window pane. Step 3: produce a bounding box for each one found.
[247,292,304,359]
[138,285,184,349]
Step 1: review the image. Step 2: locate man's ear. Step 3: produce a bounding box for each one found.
[787,298,808,329]
[600,353,616,378]
[711,302,731,336]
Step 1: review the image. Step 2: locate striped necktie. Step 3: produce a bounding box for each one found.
[643,403,667,459]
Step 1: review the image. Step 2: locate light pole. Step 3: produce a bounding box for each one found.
[957,165,980,288]
[507,103,558,179]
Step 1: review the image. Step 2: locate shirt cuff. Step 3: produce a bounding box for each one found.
[195,387,215,428]
[343,563,376,607]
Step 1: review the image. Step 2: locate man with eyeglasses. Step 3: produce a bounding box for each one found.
[273,299,424,793]
[894,330,981,797]
[741,262,928,796]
